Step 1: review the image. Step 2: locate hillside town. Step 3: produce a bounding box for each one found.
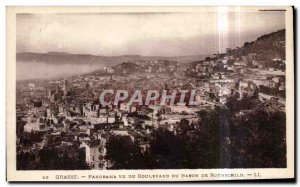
[16,29,287,170]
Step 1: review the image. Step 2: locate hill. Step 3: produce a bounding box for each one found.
[191,29,286,66]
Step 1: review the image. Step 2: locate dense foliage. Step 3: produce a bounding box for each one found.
[106,98,286,169]
[17,147,89,170]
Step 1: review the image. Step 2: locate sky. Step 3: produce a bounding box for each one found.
[16,10,285,56]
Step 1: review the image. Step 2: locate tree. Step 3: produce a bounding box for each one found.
[150,128,183,169]
[17,147,90,170]
[105,135,146,169]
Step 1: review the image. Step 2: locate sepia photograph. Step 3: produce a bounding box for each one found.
[6,6,294,181]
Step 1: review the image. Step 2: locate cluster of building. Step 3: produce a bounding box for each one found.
[186,52,286,106]
[16,42,286,169]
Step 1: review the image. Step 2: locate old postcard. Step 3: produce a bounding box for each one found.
[6,6,294,181]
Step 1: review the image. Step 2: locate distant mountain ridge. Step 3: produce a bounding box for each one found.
[17,29,285,67]
[16,52,209,66]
